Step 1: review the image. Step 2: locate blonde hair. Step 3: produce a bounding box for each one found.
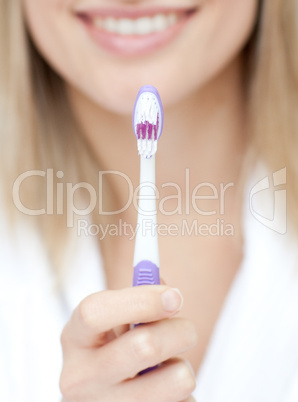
[0,0,297,275]
[247,0,298,225]
[0,1,98,276]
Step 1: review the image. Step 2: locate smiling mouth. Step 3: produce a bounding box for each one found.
[77,8,197,36]
[75,7,198,56]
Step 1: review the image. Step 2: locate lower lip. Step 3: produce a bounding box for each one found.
[77,11,197,56]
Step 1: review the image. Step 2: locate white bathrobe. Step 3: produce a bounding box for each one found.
[0,165,297,402]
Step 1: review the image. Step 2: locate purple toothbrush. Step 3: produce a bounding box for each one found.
[131,85,164,374]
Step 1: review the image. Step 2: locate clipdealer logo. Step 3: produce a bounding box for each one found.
[12,168,235,236]
[12,168,288,235]
[249,168,287,234]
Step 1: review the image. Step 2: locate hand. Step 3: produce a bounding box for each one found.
[59,284,198,401]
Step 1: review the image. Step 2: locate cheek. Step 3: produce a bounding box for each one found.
[206,0,258,65]
[183,0,259,87]
[22,0,76,76]
[207,0,259,59]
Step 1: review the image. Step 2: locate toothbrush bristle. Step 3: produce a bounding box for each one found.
[134,91,162,158]
[136,117,159,141]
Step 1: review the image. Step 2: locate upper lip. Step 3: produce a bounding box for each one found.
[74,6,198,19]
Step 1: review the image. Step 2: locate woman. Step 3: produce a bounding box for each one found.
[0,0,297,401]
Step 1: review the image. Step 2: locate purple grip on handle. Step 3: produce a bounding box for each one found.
[132,260,160,374]
[133,260,160,286]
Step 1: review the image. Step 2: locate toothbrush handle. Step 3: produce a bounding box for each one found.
[132,260,160,375]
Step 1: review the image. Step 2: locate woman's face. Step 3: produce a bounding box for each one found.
[23,0,258,115]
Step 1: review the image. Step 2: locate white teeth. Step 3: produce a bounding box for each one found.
[93,13,179,35]
[103,17,117,32]
[135,17,154,35]
[152,14,168,32]
[117,18,134,35]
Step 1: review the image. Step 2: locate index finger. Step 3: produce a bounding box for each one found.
[61,285,183,347]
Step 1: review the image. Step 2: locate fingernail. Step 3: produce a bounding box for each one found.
[161,288,184,312]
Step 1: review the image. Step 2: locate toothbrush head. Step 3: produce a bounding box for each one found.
[133,85,164,158]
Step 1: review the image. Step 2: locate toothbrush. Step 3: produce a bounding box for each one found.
[131,85,164,374]
[132,85,163,288]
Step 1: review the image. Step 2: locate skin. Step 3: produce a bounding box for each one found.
[23,0,259,400]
